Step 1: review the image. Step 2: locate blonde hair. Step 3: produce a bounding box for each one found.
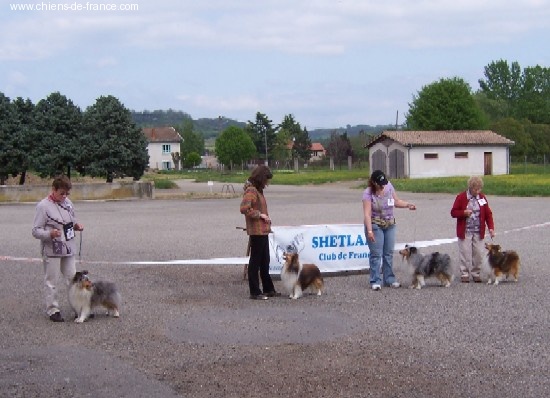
[467,176,483,190]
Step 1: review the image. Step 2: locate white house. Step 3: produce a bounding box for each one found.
[366,130,515,179]
[285,141,326,161]
[143,127,183,170]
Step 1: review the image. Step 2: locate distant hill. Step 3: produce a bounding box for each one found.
[131,110,245,139]
[131,110,393,140]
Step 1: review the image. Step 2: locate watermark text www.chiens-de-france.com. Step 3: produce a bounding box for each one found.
[9,2,139,11]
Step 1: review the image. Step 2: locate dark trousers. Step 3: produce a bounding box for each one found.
[248,235,275,296]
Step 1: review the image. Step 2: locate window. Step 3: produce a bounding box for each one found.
[424,153,438,159]
[162,144,171,154]
[162,161,171,170]
[455,152,468,158]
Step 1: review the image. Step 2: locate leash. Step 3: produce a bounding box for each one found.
[409,205,418,247]
[78,231,83,264]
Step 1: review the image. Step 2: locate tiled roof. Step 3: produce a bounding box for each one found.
[143,127,182,143]
[367,130,515,147]
[286,141,325,151]
[311,142,325,152]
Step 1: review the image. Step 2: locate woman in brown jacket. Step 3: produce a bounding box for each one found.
[240,165,279,300]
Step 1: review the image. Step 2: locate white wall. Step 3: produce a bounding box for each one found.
[370,142,510,178]
[409,146,509,178]
[147,142,176,170]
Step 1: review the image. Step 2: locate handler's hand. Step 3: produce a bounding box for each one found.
[367,231,375,242]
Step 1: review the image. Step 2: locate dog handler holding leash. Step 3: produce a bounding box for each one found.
[32,175,84,322]
[451,176,495,283]
[363,170,416,291]
[240,165,280,300]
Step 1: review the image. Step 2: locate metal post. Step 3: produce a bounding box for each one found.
[264,127,268,166]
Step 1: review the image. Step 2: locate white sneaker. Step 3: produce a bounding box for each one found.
[371,284,381,291]
[390,282,401,288]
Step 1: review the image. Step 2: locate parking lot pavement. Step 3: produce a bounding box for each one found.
[1,183,549,397]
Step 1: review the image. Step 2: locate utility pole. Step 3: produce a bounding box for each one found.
[264,126,268,166]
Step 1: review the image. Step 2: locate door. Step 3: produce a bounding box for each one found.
[371,149,387,174]
[484,152,492,175]
[389,149,405,179]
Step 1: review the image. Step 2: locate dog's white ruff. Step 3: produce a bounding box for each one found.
[68,284,94,323]
[281,262,303,299]
[69,283,120,323]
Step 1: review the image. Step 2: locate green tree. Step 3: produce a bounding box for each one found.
[350,130,370,165]
[473,92,511,123]
[490,118,533,159]
[517,65,550,124]
[525,122,550,160]
[326,131,352,168]
[12,97,36,184]
[294,127,312,162]
[277,114,312,162]
[406,77,488,130]
[272,127,292,165]
[0,93,22,184]
[478,60,550,124]
[32,92,82,178]
[82,95,149,182]
[176,117,205,162]
[244,112,276,163]
[215,126,256,169]
[185,152,202,168]
[478,60,523,104]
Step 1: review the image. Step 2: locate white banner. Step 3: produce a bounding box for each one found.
[268,224,370,274]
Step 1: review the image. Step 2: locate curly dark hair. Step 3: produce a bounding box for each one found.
[247,165,273,193]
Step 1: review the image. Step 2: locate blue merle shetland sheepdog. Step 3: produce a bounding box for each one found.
[399,245,454,289]
[69,270,121,323]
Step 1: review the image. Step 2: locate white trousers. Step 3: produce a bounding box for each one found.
[42,255,76,316]
[457,232,484,278]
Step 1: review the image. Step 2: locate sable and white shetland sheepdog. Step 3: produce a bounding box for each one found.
[68,270,121,323]
[281,252,324,299]
[398,245,454,289]
[484,243,520,285]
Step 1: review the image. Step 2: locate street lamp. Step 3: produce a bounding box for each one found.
[263,126,268,166]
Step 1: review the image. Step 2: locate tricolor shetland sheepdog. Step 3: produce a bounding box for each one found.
[484,243,520,285]
[68,270,121,323]
[281,252,324,299]
[398,245,454,289]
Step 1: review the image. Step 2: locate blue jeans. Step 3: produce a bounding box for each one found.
[366,224,397,286]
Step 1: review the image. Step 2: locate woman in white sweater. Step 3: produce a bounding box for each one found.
[32,175,84,322]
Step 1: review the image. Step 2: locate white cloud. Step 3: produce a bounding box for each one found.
[1,0,549,126]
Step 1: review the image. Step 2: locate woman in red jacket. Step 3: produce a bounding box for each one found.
[451,176,496,283]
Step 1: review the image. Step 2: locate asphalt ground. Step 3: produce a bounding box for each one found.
[1,180,549,397]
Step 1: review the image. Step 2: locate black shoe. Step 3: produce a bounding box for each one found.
[249,294,268,300]
[265,291,281,297]
[49,312,64,322]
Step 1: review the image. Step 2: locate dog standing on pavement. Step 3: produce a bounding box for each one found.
[69,270,121,323]
[281,252,324,299]
[484,243,520,285]
[399,245,454,289]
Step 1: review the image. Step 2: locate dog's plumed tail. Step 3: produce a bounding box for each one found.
[299,264,324,292]
[91,281,121,312]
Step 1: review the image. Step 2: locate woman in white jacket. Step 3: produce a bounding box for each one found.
[32,175,84,322]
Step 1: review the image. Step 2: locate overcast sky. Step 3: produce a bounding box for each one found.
[1,0,549,129]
